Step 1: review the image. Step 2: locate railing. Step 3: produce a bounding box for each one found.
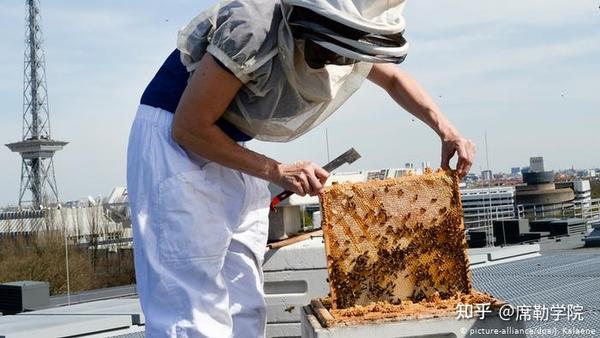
[463,205,517,247]
[462,198,600,247]
[517,198,600,221]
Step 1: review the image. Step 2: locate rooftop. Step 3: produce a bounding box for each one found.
[0,235,598,337]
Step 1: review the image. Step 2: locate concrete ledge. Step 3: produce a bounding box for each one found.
[264,237,327,271]
[469,244,541,268]
[468,253,489,266]
[267,322,301,338]
[0,298,142,338]
[301,306,525,338]
[487,244,540,261]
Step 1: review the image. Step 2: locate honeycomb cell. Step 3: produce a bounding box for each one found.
[319,169,473,309]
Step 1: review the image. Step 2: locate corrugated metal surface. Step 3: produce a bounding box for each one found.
[0,210,45,234]
[527,311,600,338]
[473,253,600,333]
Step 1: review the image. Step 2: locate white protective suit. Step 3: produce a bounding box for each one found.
[128,105,271,337]
[127,0,406,337]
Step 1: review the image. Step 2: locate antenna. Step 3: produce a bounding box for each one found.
[485,132,490,171]
[484,132,495,247]
[5,0,67,209]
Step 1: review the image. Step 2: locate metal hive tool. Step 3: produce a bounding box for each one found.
[319,169,473,309]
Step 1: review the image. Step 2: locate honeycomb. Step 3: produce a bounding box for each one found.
[319,169,473,309]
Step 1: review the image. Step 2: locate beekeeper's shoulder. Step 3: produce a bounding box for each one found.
[206,0,281,83]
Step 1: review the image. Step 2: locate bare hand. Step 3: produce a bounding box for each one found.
[273,161,330,196]
[440,134,476,178]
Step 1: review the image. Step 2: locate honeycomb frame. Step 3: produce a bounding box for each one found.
[319,169,473,309]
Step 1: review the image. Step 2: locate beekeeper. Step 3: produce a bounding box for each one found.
[127,0,475,337]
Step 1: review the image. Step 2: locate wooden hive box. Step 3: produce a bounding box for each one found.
[319,169,472,309]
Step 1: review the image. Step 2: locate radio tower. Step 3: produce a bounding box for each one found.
[5,0,67,209]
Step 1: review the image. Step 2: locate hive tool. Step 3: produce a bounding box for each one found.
[270,148,361,210]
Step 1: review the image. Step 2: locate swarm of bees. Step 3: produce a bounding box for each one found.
[319,169,473,310]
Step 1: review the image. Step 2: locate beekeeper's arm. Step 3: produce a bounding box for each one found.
[367,63,476,177]
[172,54,329,196]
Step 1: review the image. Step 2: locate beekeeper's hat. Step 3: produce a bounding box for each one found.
[283,0,409,63]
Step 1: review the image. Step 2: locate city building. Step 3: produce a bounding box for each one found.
[0,188,132,250]
[461,186,516,230]
[530,156,545,173]
[481,170,493,181]
[515,170,575,218]
[556,180,592,209]
[462,173,479,185]
[577,169,597,178]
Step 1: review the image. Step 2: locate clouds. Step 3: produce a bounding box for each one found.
[0,0,599,206]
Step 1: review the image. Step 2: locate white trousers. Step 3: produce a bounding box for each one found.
[126,105,271,337]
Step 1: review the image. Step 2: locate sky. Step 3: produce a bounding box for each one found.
[0,0,599,206]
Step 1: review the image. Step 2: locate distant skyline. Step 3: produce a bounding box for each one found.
[1,1,599,206]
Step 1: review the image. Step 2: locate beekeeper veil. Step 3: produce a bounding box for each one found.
[283,0,409,67]
[177,0,409,142]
